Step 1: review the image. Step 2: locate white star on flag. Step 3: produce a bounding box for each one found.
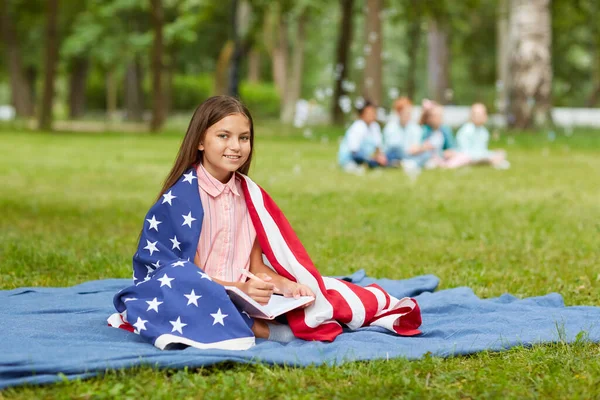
[145,265,154,273]
[170,316,187,334]
[157,273,174,288]
[182,172,197,184]
[210,309,228,326]
[146,297,163,312]
[162,190,177,205]
[198,271,212,280]
[151,260,161,269]
[133,317,148,332]
[182,212,196,228]
[124,297,138,302]
[171,260,186,267]
[170,235,181,251]
[146,215,162,231]
[143,240,159,256]
[184,289,202,306]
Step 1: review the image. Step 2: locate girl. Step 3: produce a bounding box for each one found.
[338,101,388,172]
[109,96,421,350]
[419,100,469,169]
[382,97,425,167]
[456,103,509,169]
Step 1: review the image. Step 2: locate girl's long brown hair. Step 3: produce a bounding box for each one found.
[156,96,254,201]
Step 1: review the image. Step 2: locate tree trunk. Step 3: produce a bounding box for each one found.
[247,48,261,83]
[496,0,510,117]
[150,0,165,132]
[38,0,60,130]
[124,57,144,121]
[0,0,34,117]
[68,57,89,119]
[427,18,451,104]
[215,41,234,95]
[25,67,38,107]
[586,2,600,107]
[331,0,354,125]
[404,9,422,100]
[363,0,383,105]
[281,11,307,124]
[508,0,552,129]
[164,57,174,115]
[106,67,117,121]
[271,6,288,98]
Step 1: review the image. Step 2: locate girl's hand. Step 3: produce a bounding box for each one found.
[240,273,275,305]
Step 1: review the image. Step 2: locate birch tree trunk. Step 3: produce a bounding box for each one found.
[496,0,510,118]
[363,0,382,105]
[508,0,552,129]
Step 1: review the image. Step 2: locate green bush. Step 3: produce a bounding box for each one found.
[240,81,280,118]
[171,74,213,111]
[84,69,280,117]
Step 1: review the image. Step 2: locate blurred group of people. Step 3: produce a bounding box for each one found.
[338,98,510,175]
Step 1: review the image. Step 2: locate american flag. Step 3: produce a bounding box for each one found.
[108,167,421,350]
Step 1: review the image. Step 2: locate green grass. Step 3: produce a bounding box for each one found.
[1,124,599,398]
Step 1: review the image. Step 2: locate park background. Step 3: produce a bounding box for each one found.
[1,0,600,398]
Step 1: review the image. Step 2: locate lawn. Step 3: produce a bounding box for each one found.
[1,124,599,399]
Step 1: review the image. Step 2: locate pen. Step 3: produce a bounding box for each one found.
[239,269,280,293]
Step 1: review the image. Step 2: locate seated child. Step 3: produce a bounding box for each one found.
[456,103,509,169]
[382,97,424,166]
[338,101,387,172]
[108,96,422,351]
[420,100,469,169]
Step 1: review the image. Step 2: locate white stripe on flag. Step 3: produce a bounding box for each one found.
[364,286,388,315]
[323,277,366,330]
[154,334,255,350]
[242,176,335,328]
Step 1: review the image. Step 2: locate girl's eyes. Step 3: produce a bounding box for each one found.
[217,134,250,141]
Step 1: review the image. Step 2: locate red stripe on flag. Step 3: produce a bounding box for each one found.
[337,280,379,325]
[239,177,342,341]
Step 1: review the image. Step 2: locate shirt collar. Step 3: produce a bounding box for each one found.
[196,163,240,198]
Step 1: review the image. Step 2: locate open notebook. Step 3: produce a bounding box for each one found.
[225,286,314,320]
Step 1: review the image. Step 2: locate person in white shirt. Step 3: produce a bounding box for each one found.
[455,103,509,169]
[382,97,426,166]
[338,101,388,172]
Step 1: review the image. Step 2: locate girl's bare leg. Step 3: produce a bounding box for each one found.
[251,319,269,339]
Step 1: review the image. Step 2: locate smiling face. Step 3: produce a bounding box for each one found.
[198,113,252,183]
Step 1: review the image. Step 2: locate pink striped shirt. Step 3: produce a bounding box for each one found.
[195,163,256,282]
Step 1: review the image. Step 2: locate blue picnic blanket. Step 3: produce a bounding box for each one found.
[2,270,600,389]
